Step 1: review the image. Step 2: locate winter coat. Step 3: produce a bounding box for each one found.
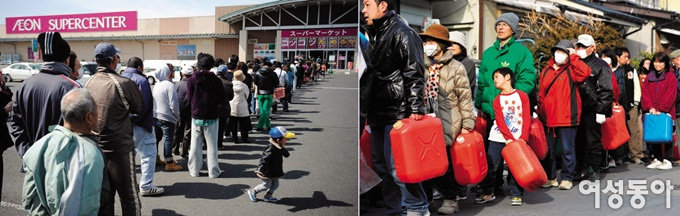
[475,37,537,120]
[363,10,427,126]
[641,69,677,120]
[86,67,143,153]
[0,87,13,153]
[175,78,190,119]
[579,54,614,116]
[218,75,234,118]
[230,81,250,117]
[537,54,591,127]
[255,139,290,179]
[10,62,80,156]
[121,67,154,131]
[424,51,475,146]
[254,67,279,95]
[186,70,225,120]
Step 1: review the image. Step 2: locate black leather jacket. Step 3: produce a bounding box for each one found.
[255,141,290,178]
[254,67,279,95]
[362,10,426,126]
[579,54,614,116]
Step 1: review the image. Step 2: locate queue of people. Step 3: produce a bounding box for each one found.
[360,0,680,214]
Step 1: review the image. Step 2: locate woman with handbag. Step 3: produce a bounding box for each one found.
[641,52,677,170]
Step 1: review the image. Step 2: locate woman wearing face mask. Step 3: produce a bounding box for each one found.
[418,24,475,215]
[537,40,592,189]
[599,48,622,105]
[68,51,83,87]
[641,52,677,170]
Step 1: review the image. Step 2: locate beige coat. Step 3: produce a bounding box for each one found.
[425,51,475,146]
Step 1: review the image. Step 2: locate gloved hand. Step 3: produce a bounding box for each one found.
[596,113,606,124]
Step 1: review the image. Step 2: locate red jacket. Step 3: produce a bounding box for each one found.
[611,72,620,104]
[538,54,591,127]
[641,69,677,120]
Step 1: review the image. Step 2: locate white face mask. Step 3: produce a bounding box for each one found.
[602,57,612,66]
[577,49,588,59]
[554,52,568,65]
[424,44,440,57]
[114,64,122,73]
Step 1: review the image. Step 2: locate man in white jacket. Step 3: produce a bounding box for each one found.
[153,64,183,171]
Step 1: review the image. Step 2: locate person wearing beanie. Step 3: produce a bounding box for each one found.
[247,126,293,203]
[448,31,477,98]
[418,23,474,215]
[173,66,193,159]
[229,70,252,143]
[537,39,592,192]
[10,31,81,160]
[361,0,430,215]
[474,12,536,199]
[85,42,145,215]
[216,64,234,149]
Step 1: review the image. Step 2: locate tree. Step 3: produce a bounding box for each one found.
[519,11,624,71]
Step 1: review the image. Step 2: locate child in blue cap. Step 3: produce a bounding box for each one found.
[247,126,294,202]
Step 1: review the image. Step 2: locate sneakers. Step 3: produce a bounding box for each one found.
[542,179,559,188]
[456,195,468,201]
[165,161,183,172]
[632,158,644,164]
[432,188,443,200]
[608,159,617,168]
[647,159,662,169]
[437,199,459,215]
[263,196,279,203]
[658,159,673,170]
[474,194,496,204]
[247,189,257,202]
[140,186,165,196]
[559,180,573,190]
[510,197,523,206]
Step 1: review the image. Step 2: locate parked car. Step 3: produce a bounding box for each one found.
[3,63,43,82]
[76,62,98,84]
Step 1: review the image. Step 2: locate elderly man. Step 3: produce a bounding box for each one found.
[22,88,104,216]
[85,42,144,216]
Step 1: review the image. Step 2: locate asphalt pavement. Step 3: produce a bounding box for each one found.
[1,70,358,215]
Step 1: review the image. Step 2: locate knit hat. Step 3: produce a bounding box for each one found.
[181,66,193,75]
[37,32,71,62]
[269,126,295,139]
[448,31,467,49]
[551,39,575,54]
[670,49,680,59]
[495,13,519,34]
[419,24,452,46]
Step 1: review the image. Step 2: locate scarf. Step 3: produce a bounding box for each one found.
[425,63,443,114]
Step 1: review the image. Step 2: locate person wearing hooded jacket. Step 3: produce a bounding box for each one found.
[152,64,183,171]
[230,70,252,143]
[10,32,80,160]
[419,24,475,215]
[448,31,477,98]
[573,34,614,182]
[537,40,591,190]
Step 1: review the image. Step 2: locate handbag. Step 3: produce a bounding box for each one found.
[274,87,285,99]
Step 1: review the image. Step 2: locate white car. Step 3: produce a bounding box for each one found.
[3,63,43,82]
[144,65,183,85]
[76,62,98,84]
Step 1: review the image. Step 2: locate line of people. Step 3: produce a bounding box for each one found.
[360,0,680,214]
[0,31,315,215]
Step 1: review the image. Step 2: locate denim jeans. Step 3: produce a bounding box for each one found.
[370,123,429,215]
[155,119,176,162]
[481,141,524,197]
[253,178,280,197]
[188,119,221,178]
[544,127,578,181]
[132,125,157,190]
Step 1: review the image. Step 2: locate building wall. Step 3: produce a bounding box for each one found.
[215,38,239,60]
[215,5,253,34]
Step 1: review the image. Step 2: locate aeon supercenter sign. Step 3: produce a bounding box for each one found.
[6,11,137,34]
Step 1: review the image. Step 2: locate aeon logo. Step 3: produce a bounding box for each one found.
[12,18,42,32]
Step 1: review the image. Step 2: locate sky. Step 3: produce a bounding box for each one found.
[0,0,274,24]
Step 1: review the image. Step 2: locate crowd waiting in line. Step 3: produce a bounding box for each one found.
[0,29,334,215]
[360,0,680,215]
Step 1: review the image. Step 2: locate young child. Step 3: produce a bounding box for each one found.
[247,126,294,202]
[475,67,531,206]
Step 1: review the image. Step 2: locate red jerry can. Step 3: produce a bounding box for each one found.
[502,140,548,192]
[473,116,488,140]
[390,115,448,183]
[528,118,548,160]
[450,131,487,185]
[601,104,630,150]
[360,125,373,169]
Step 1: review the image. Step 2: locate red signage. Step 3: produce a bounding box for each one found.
[281,28,357,38]
[6,11,138,34]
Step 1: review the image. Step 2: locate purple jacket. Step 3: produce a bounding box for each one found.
[121,67,154,132]
[186,70,225,119]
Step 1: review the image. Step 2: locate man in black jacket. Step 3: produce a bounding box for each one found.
[253,62,279,131]
[174,66,193,158]
[361,0,429,215]
[573,34,614,182]
[217,65,234,149]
